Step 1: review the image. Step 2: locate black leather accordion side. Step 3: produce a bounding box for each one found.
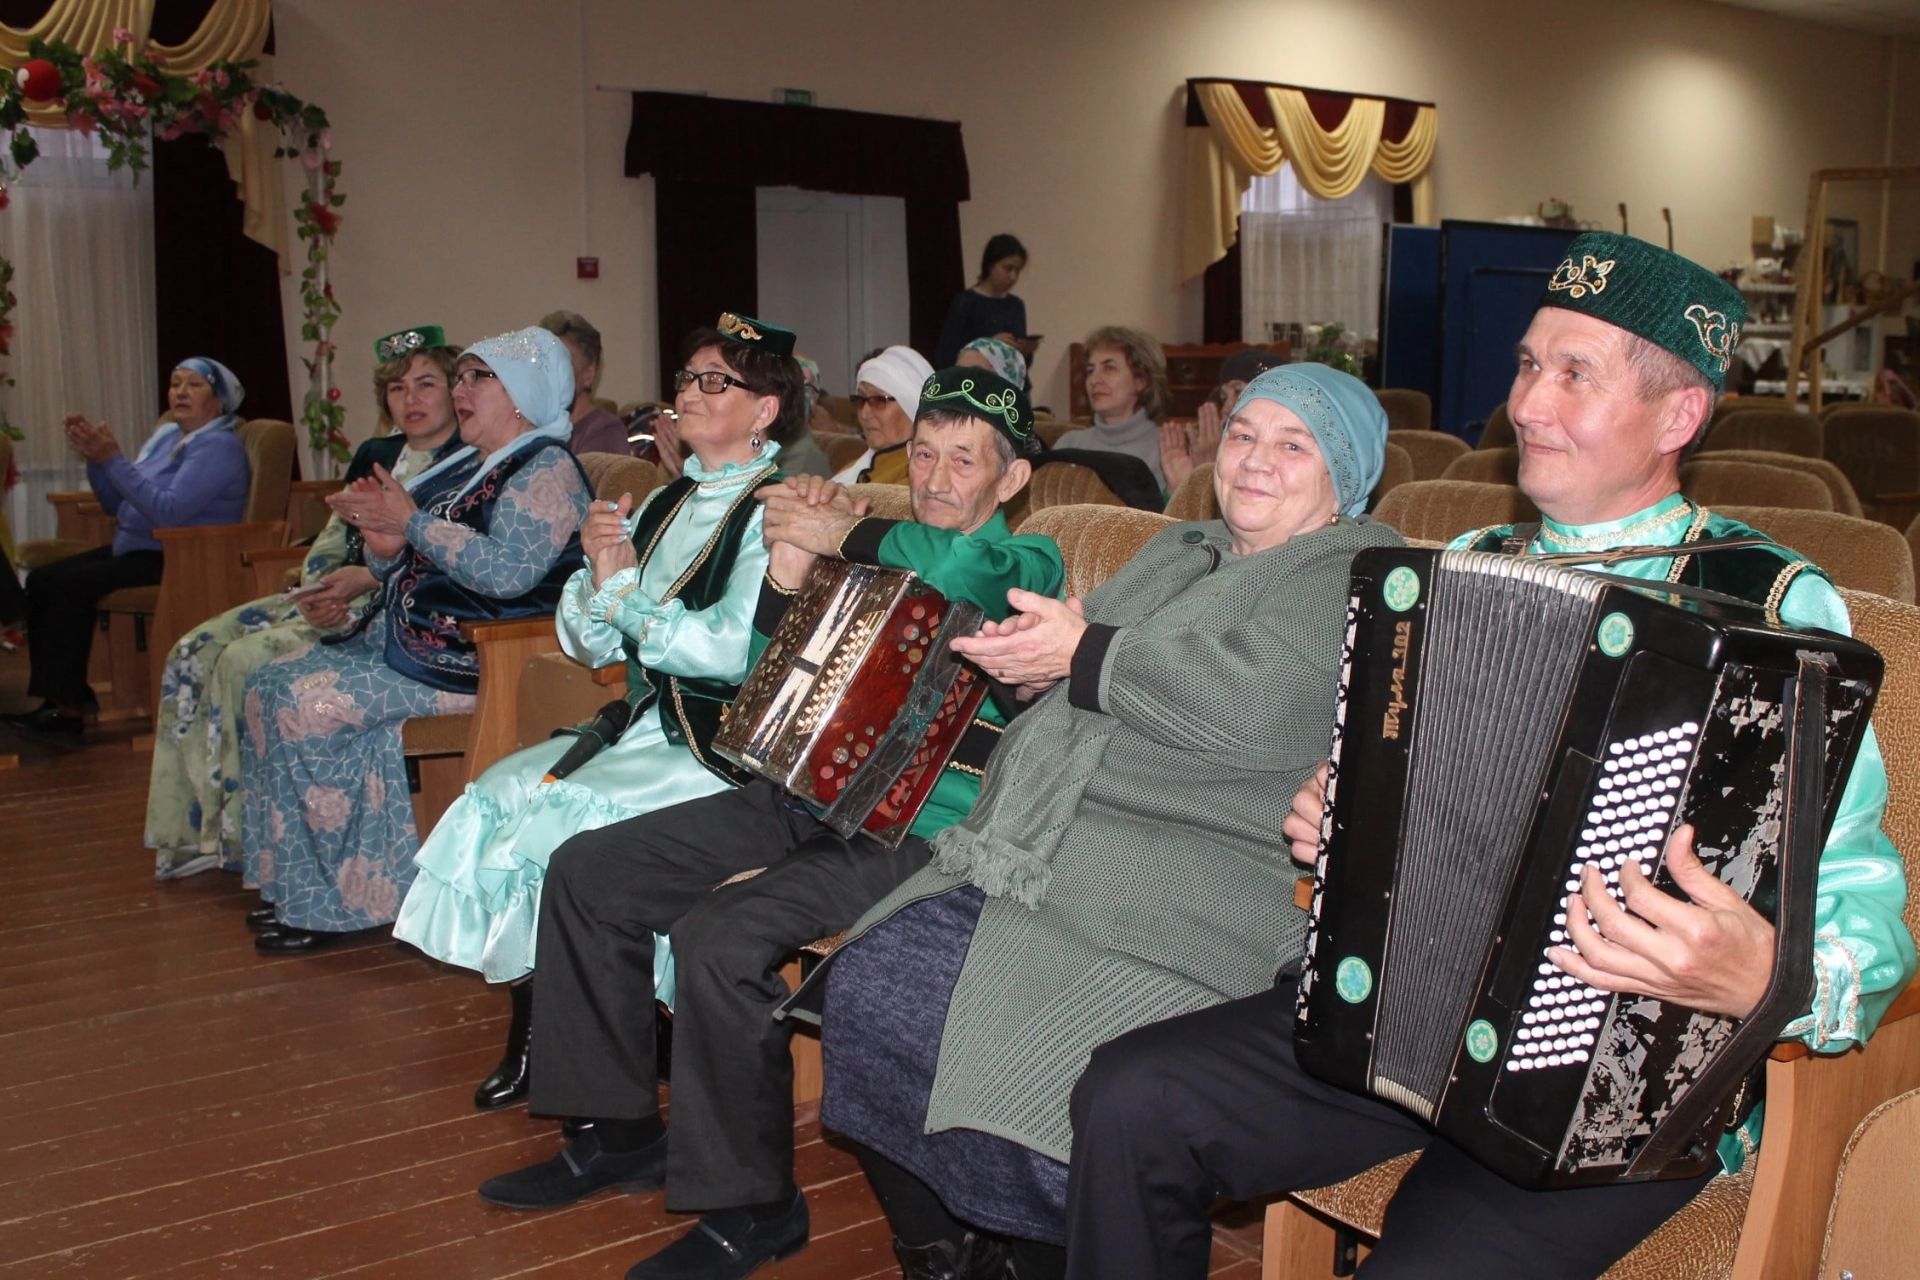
[1294,547,1883,1188]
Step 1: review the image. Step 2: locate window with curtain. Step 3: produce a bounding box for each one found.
[1240,165,1392,349]
[0,126,157,542]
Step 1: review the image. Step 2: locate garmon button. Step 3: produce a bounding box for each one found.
[1181,529,1206,544]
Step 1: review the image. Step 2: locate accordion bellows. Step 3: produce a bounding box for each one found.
[1295,548,1883,1188]
[715,560,987,847]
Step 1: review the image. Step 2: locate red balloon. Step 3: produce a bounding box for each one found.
[18,58,63,103]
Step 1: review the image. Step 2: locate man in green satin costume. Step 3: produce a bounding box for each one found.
[1060,232,1915,1280]
[474,368,1066,1280]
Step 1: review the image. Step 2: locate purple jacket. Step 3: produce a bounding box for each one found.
[88,417,252,555]
[568,405,634,456]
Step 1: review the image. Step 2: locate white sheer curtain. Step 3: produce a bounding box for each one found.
[1240,165,1392,347]
[0,126,157,542]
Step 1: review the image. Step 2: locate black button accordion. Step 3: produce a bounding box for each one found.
[1294,546,1884,1188]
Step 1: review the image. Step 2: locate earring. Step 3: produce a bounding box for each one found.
[750,427,763,450]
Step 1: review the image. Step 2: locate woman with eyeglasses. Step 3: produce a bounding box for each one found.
[238,328,593,956]
[393,313,798,1112]
[829,344,934,485]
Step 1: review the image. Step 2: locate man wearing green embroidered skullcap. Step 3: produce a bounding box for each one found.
[1062,233,1910,1280]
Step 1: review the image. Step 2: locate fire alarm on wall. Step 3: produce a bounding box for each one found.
[577,257,600,280]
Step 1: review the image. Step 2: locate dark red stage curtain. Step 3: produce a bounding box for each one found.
[626,91,970,394]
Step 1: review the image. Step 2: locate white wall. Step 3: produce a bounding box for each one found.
[269,0,1917,435]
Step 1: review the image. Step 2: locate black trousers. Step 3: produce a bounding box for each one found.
[529,779,936,1212]
[1064,981,1715,1280]
[24,545,163,705]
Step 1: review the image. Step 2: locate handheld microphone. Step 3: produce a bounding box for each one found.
[543,699,634,784]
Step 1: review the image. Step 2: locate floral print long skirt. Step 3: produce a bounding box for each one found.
[147,596,317,880]
[239,627,475,933]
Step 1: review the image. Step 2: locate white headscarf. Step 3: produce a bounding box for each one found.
[855,345,934,422]
[408,327,577,501]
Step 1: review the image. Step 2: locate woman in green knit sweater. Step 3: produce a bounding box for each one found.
[786,363,1401,1277]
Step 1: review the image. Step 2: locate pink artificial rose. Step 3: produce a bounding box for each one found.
[302,783,353,833]
[336,854,372,909]
[112,25,135,45]
[301,147,322,171]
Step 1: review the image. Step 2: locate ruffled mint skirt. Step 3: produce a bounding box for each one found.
[392,704,729,992]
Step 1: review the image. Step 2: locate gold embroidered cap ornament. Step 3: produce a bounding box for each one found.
[1539,231,1747,392]
[917,366,1040,457]
[375,325,448,361]
[716,311,796,358]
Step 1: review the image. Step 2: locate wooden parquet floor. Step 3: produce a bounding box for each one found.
[0,732,1266,1278]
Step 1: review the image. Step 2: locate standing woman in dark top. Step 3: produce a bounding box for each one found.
[934,234,1032,368]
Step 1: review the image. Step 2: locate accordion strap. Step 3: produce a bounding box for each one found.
[1516,533,1781,568]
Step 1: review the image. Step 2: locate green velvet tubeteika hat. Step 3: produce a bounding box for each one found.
[716,311,797,358]
[1538,232,1747,392]
[374,325,449,361]
[917,366,1040,457]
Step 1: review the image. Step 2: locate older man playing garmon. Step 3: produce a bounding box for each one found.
[472,367,1064,1280]
[1059,233,1915,1280]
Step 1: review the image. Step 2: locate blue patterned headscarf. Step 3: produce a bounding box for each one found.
[175,357,245,414]
[959,336,1028,388]
[1231,364,1386,518]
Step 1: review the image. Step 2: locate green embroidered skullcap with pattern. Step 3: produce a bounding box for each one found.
[917,366,1039,457]
[1538,231,1747,392]
[375,325,448,361]
[716,311,797,358]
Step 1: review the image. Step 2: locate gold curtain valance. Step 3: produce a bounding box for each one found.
[1183,78,1438,281]
[0,0,284,267]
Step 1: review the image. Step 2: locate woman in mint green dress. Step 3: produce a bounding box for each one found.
[392,313,806,1109]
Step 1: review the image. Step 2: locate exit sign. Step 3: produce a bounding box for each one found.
[775,88,814,106]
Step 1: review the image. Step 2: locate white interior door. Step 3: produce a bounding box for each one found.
[755,188,909,397]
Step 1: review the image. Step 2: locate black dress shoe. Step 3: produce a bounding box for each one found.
[3,706,83,744]
[625,1190,810,1279]
[891,1231,1010,1280]
[254,926,337,954]
[245,907,280,933]
[474,982,532,1110]
[476,1128,667,1209]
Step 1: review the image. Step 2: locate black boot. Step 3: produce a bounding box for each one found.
[474,981,532,1110]
[892,1233,1010,1280]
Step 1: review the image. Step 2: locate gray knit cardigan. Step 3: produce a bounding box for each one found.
[791,514,1405,1161]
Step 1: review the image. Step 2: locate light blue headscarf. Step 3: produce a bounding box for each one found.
[175,356,246,414]
[1231,363,1386,518]
[960,336,1028,388]
[407,327,577,501]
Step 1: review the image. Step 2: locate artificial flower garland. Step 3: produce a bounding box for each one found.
[1,31,350,471]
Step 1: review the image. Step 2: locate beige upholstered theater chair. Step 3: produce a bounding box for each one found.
[1822,407,1920,522]
[1707,506,1915,603]
[1387,429,1470,482]
[1033,416,1081,449]
[1477,402,1515,450]
[1714,395,1790,426]
[1263,587,1920,1280]
[1440,447,1520,486]
[815,431,869,473]
[1700,409,1822,459]
[1697,451,1863,518]
[842,482,915,521]
[94,419,297,719]
[1680,459,1834,512]
[1164,464,1220,523]
[1029,461,1126,514]
[1373,389,1432,431]
[1817,1085,1920,1277]
[400,453,663,833]
[1019,503,1172,601]
[1370,443,1413,511]
[1370,480,1539,545]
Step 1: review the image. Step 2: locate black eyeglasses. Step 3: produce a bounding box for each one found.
[674,369,749,395]
[850,393,896,409]
[452,369,499,390]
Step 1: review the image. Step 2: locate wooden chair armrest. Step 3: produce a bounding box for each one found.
[460,616,563,644]
[243,544,314,597]
[459,612,566,782]
[145,521,293,708]
[242,545,313,567]
[591,663,626,686]
[153,520,288,548]
[43,490,95,506]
